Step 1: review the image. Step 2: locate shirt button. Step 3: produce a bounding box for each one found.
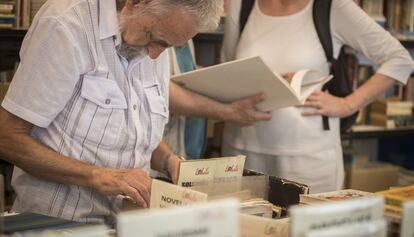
[105,99,111,104]
[133,104,137,110]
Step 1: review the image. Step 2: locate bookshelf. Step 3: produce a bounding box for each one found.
[0,0,46,29]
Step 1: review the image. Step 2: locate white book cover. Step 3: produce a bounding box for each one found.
[213,155,246,182]
[290,197,384,237]
[305,220,387,237]
[178,159,216,187]
[118,199,240,237]
[401,201,414,237]
[150,179,208,209]
[177,156,246,187]
[172,56,332,111]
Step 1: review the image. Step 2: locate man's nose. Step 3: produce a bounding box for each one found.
[147,43,166,59]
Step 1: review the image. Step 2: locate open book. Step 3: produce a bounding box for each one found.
[172,56,332,111]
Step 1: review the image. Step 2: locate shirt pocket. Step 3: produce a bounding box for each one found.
[75,75,127,148]
[144,84,169,152]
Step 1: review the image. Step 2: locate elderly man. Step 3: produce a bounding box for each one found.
[0,0,270,224]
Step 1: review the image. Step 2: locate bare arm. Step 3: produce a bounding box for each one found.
[169,81,272,126]
[0,108,151,207]
[151,141,182,184]
[303,74,395,117]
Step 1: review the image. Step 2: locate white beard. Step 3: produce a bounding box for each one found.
[116,42,148,61]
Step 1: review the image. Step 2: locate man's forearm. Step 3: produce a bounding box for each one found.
[151,141,182,183]
[151,141,172,173]
[169,82,272,126]
[0,109,97,188]
[169,81,230,121]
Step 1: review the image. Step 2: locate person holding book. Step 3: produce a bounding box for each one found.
[220,0,414,193]
[164,40,273,160]
[0,0,272,224]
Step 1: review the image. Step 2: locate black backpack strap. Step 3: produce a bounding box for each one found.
[239,0,255,34]
[313,0,334,63]
[313,0,333,130]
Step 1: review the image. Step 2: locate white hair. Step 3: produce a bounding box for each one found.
[117,0,223,32]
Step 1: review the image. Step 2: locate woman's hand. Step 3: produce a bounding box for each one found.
[301,91,354,118]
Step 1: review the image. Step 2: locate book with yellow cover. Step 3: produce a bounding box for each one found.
[376,185,414,207]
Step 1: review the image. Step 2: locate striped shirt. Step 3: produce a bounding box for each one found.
[2,0,170,224]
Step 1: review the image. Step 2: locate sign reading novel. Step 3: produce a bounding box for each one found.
[150,179,208,209]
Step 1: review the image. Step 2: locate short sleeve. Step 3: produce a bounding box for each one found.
[2,17,83,127]
[331,0,414,84]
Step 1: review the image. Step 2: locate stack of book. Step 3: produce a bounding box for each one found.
[299,189,374,205]
[385,0,414,35]
[376,185,414,236]
[370,98,413,128]
[354,0,414,37]
[360,0,386,26]
[0,1,15,28]
[29,0,45,24]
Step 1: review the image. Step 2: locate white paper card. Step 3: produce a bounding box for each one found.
[290,197,384,237]
[118,199,240,237]
[401,201,414,237]
[305,220,387,237]
[177,156,246,187]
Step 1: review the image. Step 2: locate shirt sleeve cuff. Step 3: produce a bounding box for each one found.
[376,61,414,85]
[1,97,52,128]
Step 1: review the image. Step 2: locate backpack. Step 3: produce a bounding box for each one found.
[239,0,358,133]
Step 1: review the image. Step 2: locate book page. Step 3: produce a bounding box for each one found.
[289,70,332,103]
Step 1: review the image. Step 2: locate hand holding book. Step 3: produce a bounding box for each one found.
[301,91,354,118]
[172,56,332,112]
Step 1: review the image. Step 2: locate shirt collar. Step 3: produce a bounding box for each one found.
[99,0,121,46]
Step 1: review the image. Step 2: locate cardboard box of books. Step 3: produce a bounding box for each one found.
[118,199,240,237]
[290,197,385,237]
[124,178,277,219]
[243,169,309,216]
[345,162,399,192]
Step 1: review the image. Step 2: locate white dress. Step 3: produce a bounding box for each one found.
[221,0,414,193]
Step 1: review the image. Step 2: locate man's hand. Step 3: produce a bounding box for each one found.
[302,91,354,118]
[90,168,152,208]
[226,93,272,126]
